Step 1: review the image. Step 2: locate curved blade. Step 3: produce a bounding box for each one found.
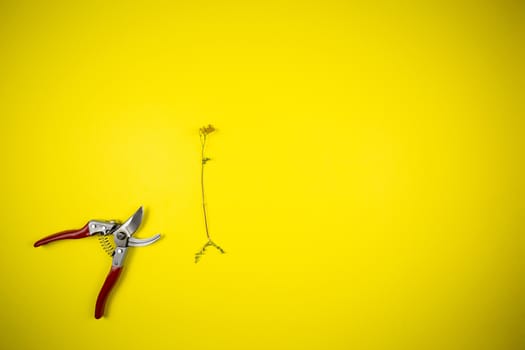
[118,206,143,237]
[128,234,161,247]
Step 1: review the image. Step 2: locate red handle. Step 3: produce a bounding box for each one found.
[95,266,123,319]
[34,223,91,247]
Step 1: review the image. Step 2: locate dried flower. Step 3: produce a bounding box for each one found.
[195,124,225,263]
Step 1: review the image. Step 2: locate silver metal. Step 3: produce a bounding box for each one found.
[128,234,161,247]
[88,220,119,235]
[112,206,144,248]
[106,206,161,267]
[115,206,143,239]
[112,247,128,267]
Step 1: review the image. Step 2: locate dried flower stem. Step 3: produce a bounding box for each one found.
[195,124,225,263]
[200,132,211,241]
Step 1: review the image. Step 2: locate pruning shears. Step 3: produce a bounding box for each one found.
[34,206,160,319]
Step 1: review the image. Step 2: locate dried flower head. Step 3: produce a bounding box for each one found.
[200,124,216,136]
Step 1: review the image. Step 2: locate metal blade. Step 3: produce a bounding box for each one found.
[128,234,161,247]
[118,206,144,237]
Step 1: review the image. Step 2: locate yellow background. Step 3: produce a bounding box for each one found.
[0,1,524,349]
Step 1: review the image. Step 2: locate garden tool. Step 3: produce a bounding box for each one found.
[34,206,160,319]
